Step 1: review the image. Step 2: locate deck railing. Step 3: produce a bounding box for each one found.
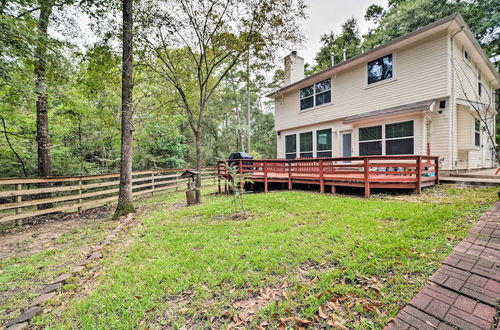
[0,167,216,226]
[217,155,439,197]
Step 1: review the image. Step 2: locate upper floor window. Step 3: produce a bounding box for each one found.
[475,119,481,147]
[367,54,393,85]
[299,78,331,110]
[285,134,297,159]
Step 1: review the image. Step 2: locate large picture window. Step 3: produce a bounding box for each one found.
[285,134,297,159]
[359,125,382,156]
[367,54,393,85]
[359,120,414,156]
[475,119,481,147]
[316,129,332,157]
[300,79,331,110]
[299,132,313,158]
[385,121,414,155]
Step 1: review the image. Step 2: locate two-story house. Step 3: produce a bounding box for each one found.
[267,14,500,172]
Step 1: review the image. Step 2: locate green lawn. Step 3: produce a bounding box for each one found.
[32,185,497,329]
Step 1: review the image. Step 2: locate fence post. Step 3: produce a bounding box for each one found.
[319,160,324,193]
[16,184,22,226]
[175,172,179,191]
[217,165,221,194]
[434,157,440,184]
[416,156,422,194]
[78,180,82,212]
[363,157,370,197]
[151,172,155,196]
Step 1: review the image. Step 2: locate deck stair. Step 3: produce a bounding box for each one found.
[440,168,500,186]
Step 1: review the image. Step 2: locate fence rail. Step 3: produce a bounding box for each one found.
[217,155,439,197]
[0,168,216,225]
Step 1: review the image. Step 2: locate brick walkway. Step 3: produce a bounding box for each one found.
[385,202,500,330]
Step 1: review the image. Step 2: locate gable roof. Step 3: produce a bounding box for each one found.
[267,13,500,99]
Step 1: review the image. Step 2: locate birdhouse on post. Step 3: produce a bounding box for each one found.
[180,170,201,205]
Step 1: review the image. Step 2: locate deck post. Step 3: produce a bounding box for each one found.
[239,160,243,193]
[363,157,370,197]
[288,161,292,190]
[319,159,324,193]
[434,156,439,184]
[416,156,422,194]
[331,185,336,194]
[263,162,268,192]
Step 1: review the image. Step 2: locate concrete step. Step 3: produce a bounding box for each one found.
[441,176,500,186]
[450,173,499,179]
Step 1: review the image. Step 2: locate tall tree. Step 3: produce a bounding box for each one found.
[139,0,305,192]
[34,0,54,181]
[115,0,135,217]
[313,17,362,72]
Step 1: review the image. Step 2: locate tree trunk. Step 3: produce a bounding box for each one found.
[115,0,135,217]
[194,130,202,192]
[35,0,54,210]
[246,52,251,153]
[236,105,244,152]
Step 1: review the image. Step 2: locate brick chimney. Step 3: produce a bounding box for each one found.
[284,51,304,86]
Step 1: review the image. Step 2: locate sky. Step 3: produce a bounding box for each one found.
[299,0,387,66]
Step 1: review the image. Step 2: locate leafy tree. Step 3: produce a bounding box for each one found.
[313,17,362,72]
[138,0,305,195]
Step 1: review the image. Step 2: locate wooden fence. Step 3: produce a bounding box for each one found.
[0,168,216,226]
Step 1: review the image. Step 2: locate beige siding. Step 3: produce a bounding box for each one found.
[275,32,449,131]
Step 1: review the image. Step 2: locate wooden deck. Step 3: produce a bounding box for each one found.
[217,155,439,197]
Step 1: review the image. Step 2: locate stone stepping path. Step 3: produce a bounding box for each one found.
[386,202,500,330]
[4,213,135,329]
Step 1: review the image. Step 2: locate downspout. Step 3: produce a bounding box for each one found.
[450,25,464,171]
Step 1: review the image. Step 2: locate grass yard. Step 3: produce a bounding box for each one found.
[21,185,499,329]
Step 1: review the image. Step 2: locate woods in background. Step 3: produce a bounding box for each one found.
[0,0,498,179]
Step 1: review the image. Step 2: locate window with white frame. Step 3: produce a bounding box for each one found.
[316,129,332,157]
[359,120,414,156]
[359,125,382,155]
[299,131,313,158]
[367,54,393,85]
[299,78,331,110]
[285,134,297,159]
[385,121,414,155]
[475,119,481,147]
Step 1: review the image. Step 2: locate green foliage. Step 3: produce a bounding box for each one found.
[362,0,499,57]
[314,17,362,72]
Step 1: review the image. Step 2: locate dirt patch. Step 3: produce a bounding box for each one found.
[0,206,112,260]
